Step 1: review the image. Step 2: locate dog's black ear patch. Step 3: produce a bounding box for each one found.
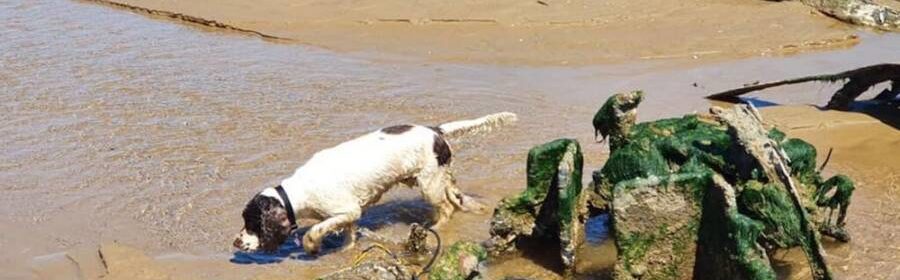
[433,134,452,166]
[242,194,273,234]
[382,124,414,134]
[242,194,291,252]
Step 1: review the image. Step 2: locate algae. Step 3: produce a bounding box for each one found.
[487,138,586,275]
[589,92,856,280]
[428,241,488,280]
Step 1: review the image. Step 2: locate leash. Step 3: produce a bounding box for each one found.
[415,227,441,279]
[274,185,298,230]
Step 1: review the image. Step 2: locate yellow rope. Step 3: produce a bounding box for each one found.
[352,243,398,267]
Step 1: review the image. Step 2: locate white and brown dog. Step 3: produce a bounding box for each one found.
[233,112,516,255]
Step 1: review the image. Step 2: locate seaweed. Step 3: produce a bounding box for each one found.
[487,138,586,274]
[589,92,855,280]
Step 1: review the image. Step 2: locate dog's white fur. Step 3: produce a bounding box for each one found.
[237,112,516,254]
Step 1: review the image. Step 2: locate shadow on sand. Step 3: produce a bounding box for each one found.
[729,95,898,131]
[841,101,900,131]
[229,198,434,264]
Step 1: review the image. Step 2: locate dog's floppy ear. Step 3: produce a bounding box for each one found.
[258,202,292,251]
[242,195,292,251]
[262,205,290,233]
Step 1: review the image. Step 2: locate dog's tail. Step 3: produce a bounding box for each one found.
[437,112,517,139]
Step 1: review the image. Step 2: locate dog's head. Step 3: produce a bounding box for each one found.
[233,194,292,252]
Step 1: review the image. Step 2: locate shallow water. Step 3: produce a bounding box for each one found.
[2,0,899,279]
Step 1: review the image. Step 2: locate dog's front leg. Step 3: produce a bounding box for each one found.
[341,223,357,252]
[302,210,360,255]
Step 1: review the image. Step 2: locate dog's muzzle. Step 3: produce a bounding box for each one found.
[233,238,243,250]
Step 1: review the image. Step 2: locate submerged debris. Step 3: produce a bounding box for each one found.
[486,138,587,276]
[317,224,486,280]
[427,241,488,280]
[318,224,432,280]
[706,63,900,110]
[711,105,831,279]
[319,92,860,279]
[610,173,707,279]
[589,92,856,279]
[593,90,643,149]
[815,175,855,242]
[317,243,413,280]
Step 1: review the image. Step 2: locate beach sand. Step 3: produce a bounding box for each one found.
[3,0,898,279]
[87,0,860,65]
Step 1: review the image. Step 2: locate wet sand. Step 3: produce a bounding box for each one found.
[763,105,900,280]
[87,0,861,66]
[2,0,899,279]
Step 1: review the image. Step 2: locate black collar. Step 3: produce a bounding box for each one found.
[274,185,298,230]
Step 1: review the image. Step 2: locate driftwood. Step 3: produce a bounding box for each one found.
[770,0,900,30]
[706,63,900,110]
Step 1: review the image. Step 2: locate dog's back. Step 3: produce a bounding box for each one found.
[280,112,516,216]
[282,125,440,210]
[238,113,516,254]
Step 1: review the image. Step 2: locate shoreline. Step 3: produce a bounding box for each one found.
[81,0,862,66]
[78,0,287,40]
[25,105,900,280]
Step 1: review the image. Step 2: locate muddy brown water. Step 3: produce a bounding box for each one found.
[2,0,899,279]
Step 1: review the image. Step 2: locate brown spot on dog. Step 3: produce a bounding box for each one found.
[382,124,414,134]
[433,135,451,166]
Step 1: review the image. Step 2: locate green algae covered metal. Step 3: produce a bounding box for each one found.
[611,173,710,279]
[487,138,587,275]
[593,90,643,151]
[589,92,856,280]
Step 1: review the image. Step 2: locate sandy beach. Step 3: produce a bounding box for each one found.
[87,0,863,65]
[2,0,899,279]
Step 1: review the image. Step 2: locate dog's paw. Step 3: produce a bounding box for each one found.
[459,194,487,214]
[338,241,357,253]
[302,233,320,256]
[429,222,445,230]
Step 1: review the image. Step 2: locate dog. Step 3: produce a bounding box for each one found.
[233,112,517,255]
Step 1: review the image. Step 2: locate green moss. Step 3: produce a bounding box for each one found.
[738,181,804,248]
[592,99,850,279]
[500,139,582,216]
[781,138,819,185]
[815,175,855,208]
[612,173,708,279]
[428,241,487,280]
[728,212,776,280]
[488,139,585,269]
[600,139,669,184]
[618,231,656,269]
[555,142,585,236]
[767,128,787,143]
[695,182,776,280]
[599,115,734,186]
[593,91,644,151]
